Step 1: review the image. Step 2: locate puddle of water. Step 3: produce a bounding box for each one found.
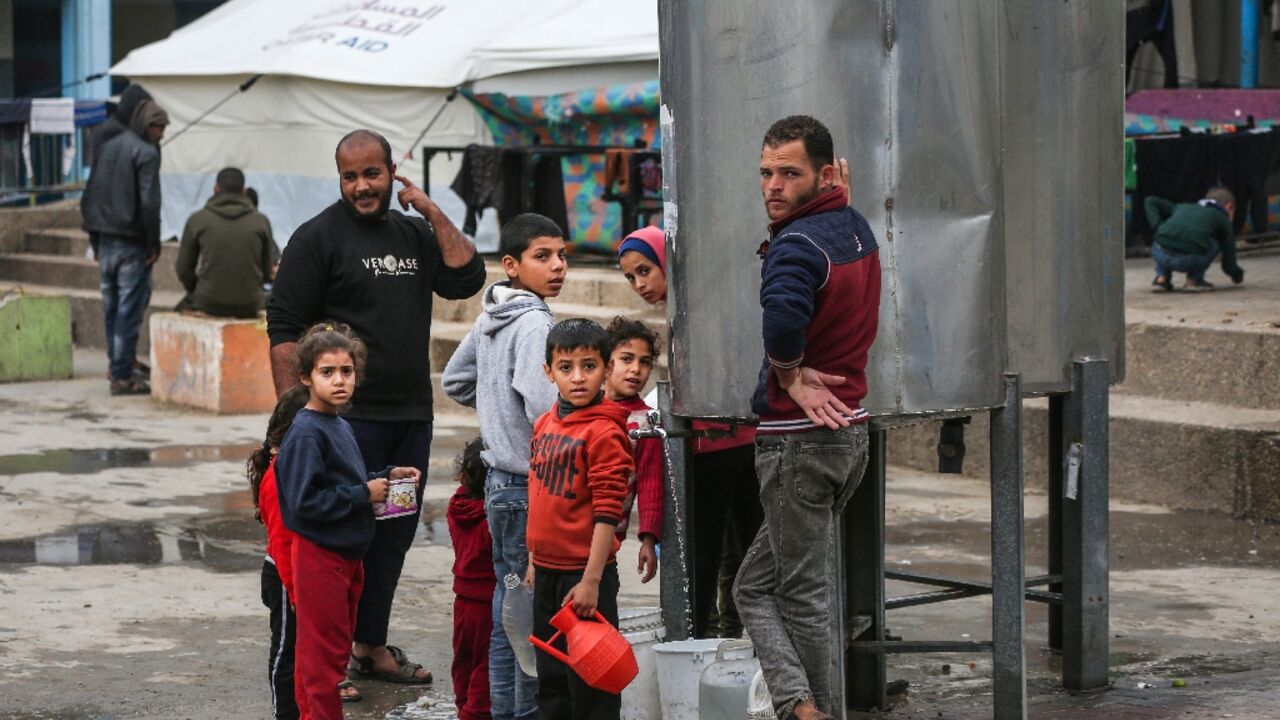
[0,522,260,572]
[0,443,260,476]
[415,499,451,547]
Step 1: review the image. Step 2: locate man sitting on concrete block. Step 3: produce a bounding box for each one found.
[175,167,277,318]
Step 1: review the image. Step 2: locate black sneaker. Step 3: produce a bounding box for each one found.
[1183,279,1215,292]
[110,378,151,396]
[1151,276,1173,293]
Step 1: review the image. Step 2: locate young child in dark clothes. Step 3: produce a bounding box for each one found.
[249,385,310,719]
[527,318,633,720]
[275,322,421,720]
[449,437,495,720]
[603,316,663,583]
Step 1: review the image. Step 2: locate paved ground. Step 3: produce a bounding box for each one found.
[3,252,1280,719]
[1126,239,1280,330]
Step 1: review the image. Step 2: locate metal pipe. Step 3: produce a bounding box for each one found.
[1242,0,1261,89]
[990,373,1027,718]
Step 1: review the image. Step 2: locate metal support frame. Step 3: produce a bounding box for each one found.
[843,375,1026,719]
[1056,360,1111,690]
[844,427,887,712]
[990,374,1027,717]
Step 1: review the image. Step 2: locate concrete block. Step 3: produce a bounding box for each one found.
[149,313,275,414]
[0,294,73,382]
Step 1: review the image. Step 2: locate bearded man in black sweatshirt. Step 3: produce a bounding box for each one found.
[268,129,486,688]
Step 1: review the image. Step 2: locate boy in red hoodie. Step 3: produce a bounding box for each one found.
[603,317,663,583]
[526,318,633,720]
[449,437,496,720]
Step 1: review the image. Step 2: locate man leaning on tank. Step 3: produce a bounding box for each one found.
[733,115,882,720]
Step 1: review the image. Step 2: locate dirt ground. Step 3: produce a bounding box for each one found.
[1,350,1279,719]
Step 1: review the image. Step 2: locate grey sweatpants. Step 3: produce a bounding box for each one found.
[734,424,869,718]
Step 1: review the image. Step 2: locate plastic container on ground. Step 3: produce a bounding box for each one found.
[620,607,665,720]
[653,638,723,720]
[500,573,537,677]
[699,639,760,720]
[747,668,774,719]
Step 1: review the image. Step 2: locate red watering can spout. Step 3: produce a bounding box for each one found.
[529,606,639,694]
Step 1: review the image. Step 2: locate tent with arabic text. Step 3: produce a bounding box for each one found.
[111,0,658,249]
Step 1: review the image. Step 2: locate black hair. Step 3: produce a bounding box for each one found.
[335,128,394,170]
[500,213,564,260]
[245,187,259,208]
[216,167,245,194]
[545,317,610,364]
[246,385,309,521]
[605,316,661,357]
[456,437,487,500]
[762,115,834,171]
[296,321,368,384]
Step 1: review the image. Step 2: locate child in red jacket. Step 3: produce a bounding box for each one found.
[527,319,633,720]
[603,316,663,583]
[449,437,495,720]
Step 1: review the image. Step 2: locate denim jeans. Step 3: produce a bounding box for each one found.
[97,236,152,381]
[486,468,538,720]
[1152,240,1219,283]
[734,424,869,718]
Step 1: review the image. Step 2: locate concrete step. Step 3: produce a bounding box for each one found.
[884,390,1280,521]
[1123,320,1280,411]
[23,227,94,256]
[0,248,184,294]
[0,281,184,353]
[432,261,655,323]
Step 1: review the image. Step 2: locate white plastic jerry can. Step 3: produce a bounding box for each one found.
[698,639,760,720]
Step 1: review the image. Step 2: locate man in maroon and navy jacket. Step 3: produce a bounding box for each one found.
[734,115,881,720]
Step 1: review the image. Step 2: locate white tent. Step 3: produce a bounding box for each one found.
[111,0,658,249]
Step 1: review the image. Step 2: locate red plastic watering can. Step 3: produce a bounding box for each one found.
[529,605,639,693]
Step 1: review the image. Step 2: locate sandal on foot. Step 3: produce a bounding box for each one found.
[349,645,433,684]
[338,679,362,703]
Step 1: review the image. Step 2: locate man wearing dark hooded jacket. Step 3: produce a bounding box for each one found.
[81,99,169,395]
[175,167,275,318]
[90,84,152,166]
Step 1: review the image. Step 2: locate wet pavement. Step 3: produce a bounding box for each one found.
[1,351,1279,718]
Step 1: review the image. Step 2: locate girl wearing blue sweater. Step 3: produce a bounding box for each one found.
[275,323,421,720]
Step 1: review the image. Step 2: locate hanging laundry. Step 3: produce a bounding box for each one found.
[29,99,76,135]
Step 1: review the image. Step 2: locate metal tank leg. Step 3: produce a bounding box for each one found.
[1060,360,1110,690]
[657,383,695,641]
[990,374,1027,718]
[1047,394,1065,652]
[843,427,887,712]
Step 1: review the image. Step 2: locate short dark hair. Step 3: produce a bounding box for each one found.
[545,318,610,364]
[1206,186,1236,207]
[335,129,394,170]
[245,186,259,208]
[762,115,834,171]
[215,167,245,194]
[500,213,564,260]
[296,321,368,383]
[456,436,487,500]
[605,316,661,357]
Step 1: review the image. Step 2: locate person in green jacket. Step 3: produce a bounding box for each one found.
[175,167,277,317]
[1144,187,1245,293]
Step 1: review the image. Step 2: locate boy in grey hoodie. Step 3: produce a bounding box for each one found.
[442,213,567,720]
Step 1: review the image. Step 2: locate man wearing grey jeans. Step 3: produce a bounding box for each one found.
[735,115,882,720]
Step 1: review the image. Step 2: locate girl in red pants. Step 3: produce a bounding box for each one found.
[448,437,495,720]
[275,323,421,720]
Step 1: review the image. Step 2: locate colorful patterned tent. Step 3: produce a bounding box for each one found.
[463,80,660,251]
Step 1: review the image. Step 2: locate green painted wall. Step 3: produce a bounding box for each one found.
[0,295,73,382]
